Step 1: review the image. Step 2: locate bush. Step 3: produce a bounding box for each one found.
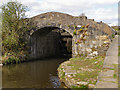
[1,1,30,63]
[1,1,29,55]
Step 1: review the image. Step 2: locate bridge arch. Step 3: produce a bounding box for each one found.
[26,12,115,59]
[29,26,73,59]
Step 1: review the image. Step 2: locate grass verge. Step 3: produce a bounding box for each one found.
[58,56,105,88]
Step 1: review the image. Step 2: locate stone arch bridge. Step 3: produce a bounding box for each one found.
[26,12,116,59]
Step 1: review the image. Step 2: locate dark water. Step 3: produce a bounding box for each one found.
[2,58,67,88]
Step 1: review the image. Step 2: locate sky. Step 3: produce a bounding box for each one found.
[0,0,119,26]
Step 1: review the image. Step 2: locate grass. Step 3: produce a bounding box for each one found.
[69,56,104,69]
[58,56,105,88]
[68,56,104,84]
[75,71,98,81]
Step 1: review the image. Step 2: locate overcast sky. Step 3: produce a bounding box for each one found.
[0,0,119,26]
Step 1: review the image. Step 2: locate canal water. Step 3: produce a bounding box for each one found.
[2,58,68,88]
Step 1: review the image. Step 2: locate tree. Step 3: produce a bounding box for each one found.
[1,1,28,55]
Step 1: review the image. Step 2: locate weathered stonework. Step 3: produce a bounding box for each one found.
[25,12,116,59]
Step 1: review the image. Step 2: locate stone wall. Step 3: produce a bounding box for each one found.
[72,25,111,58]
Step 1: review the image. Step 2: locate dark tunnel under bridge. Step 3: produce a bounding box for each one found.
[30,26,72,59]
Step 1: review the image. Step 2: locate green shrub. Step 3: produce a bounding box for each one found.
[1,1,29,59]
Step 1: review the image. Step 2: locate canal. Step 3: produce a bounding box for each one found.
[2,58,68,88]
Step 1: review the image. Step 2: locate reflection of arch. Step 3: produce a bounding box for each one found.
[30,26,72,59]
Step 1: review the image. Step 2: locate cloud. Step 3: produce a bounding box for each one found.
[24,0,119,26]
[0,0,119,25]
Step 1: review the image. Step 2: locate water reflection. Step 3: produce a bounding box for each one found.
[2,58,67,88]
